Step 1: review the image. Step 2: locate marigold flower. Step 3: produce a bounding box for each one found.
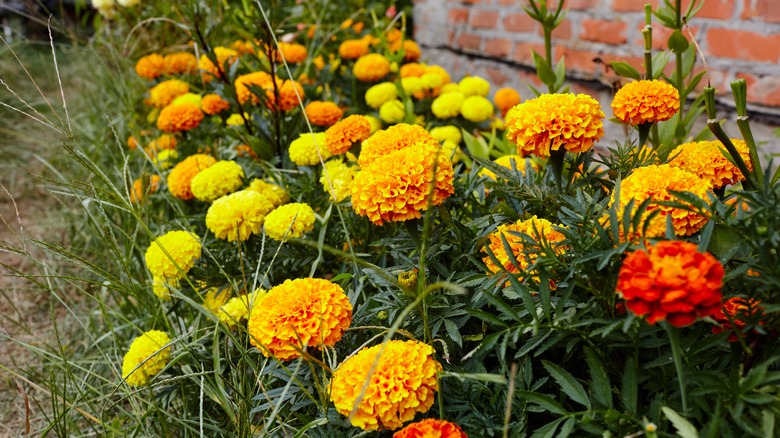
[163,52,197,75]
[494,87,521,115]
[157,102,204,133]
[430,125,462,144]
[130,175,161,204]
[389,39,421,61]
[190,160,244,202]
[358,123,439,167]
[506,93,604,158]
[330,340,442,431]
[612,79,680,125]
[325,114,372,155]
[135,53,165,80]
[201,94,231,115]
[148,79,189,108]
[248,278,352,360]
[712,297,764,342]
[461,95,494,122]
[171,92,202,109]
[352,143,454,225]
[235,71,273,105]
[267,79,305,112]
[145,134,177,153]
[353,53,390,82]
[365,82,398,109]
[247,179,289,207]
[122,330,171,387]
[459,76,490,97]
[218,290,265,327]
[398,268,418,288]
[226,113,245,126]
[304,101,344,126]
[379,99,406,124]
[609,164,710,238]
[479,155,536,181]
[199,47,239,82]
[394,419,468,438]
[400,63,426,78]
[424,65,451,86]
[145,230,201,280]
[321,159,358,202]
[206,190,275,242]
[264,203,316,241]
[432,92,465,119]
[617,240,724,327]
[230,39,256,56]
[275,42,307,63]
[202,287,230,315]
[668,139,753,190]
[289,132,332,166]
[401,76,425,97]
[339,39,370,60]
[167,154,216,200]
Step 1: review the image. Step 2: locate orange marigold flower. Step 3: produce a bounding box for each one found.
[478,154,537,181]
[127,135,141,150]
[353,53,390,83]
[130,175,161,204]
[304,101,344,127]
[338,39,370,60]
[201,94,231,115]
[135,53,165,80]
[235,143,257,159]
[494,87,521,116]
[145,134,177,153]
[157,102,204,132]
[668,139,753,190]
[199,47,239,82]
[275,42,307,64]
[712,297,764,342]
[616,240,724,327]
[389,39,421,62]
[358,123,439,167]
[166,154,217,200]
[267,78,305,112]
[505,93,605,158]
[325,114,371,155]
[231,39,255,56]
[247,278,352,361]
[387,28,404,43]
[394,419,468,438]
[148,79,189,108]
[611,79,680,125]
[235,71,273,105]
[351,143,454,225]
[609,164,710,238]
[163,52,197,75]
[330,340,442,431]
[400,62,426,78]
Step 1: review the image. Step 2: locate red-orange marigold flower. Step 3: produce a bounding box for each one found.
[616,240,724,327]
[394,419,468,438]
[325,114,371,155]
[358,123,439,167]
[612,79,680,125]
[304,101,344,127]
[712,297,764,342]
[157,102,204,132]
[201,94,230,115]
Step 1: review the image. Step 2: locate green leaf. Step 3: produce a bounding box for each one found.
[621,355,638,414]
[652,51,671,79]
[668,30,690,53]
[584,347,612,409]
[533,51,556,87]
[662,406,699,438]
[543,360,591,409]
[610,61,641,80]
[518,391,569,415]
[444,319,463,347]
[531,417,566,438]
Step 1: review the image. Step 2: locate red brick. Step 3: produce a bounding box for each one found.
[681,0,734,19]
[706,28,780,63]
[513,42,545,65]
[470,10,499,28]
[456,33,482,51]
[613,0,645,11]
[518,69,543,87]
[742,0,780,23]
[484,38,512,57]
[448,7,469,25]
[564,0,602,10]
[462,0,483,4]
[503,12,536,33]
[636,22,699,50]
[736,72,758,88]
[747,76,780,107]
[485,67,509,86]
[581,19,627,45]
[537,18,572,40]
[556,46,644,80]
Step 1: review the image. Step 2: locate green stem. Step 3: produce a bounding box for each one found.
[544,28,554,93]
[704,88,757,190]
[731,80,764,183]
[548,149,565,192]
[665,323,688,413]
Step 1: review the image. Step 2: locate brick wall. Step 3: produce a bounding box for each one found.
[414,0,780,112]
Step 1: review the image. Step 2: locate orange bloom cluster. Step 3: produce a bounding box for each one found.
[199,47,239,82]
[494,87,521,116]
[351,143,454,225]
[130,175,161,204]
[145,134,178,153]
[712,297,764,342]
[668,139,753,190]
[163,52,197,75]
[325,114,371,154]
[398,63,451,98]
[268,79,305,112]
[166,154,217,200]
[330,340,442,431]
[353,53,390,83]
[275,42,308,63]
[235,71,273,104]
[304,101,344,126]
[616,240,724,327]
[611,79,680,125]
[135,54,166,80]
[394,419,468,438]
[338,39,370,60]
[247,278,352,361]
[358,123,439,167]
[148,79,189,108]
[609,164,710,238]
[505,93,604,158]
[157,102,204,132]
[389,39,421,62]
[201,94,230,115]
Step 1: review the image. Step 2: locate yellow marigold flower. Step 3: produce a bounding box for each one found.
[144,230,201,280]
[430,125,462,144]
[432,92,465,119]
[505,93,605,158]
[321,158,358,202]
[401,77,425,99]
[461,95,494,122]
[353,53,390,82]
[425,65,451,85]
[439,82,460,94]
[459,76,490,97]
[248,278,352,360]
[264,203,316,241]
[325,114,372,155]
[609,164,710,238]
[365,115,382,134]
[611,79,680,125]
[218,290,265,327]
[167,154,216,200]
[235,71,274,105]
[442,139,462,162]
[201,94,230,115]
[148,79,189,108]
[352,143,454,225]
[226,113,245,126]
[122,330,171,387]
[247,179,289,207]
[394,419,468,438]
[398,268,418,288]
[304,101,344,127]
[389,39,422,62]
[338,39,370,60]
[313,55,326,71]
[202,287,230,315]
[145,134,177,153]
[163,52,197,75]
[400,63,426,78]
[152,276,177,300]
[494,87,521,115]
[289,132,332,166]
[483,216,567,282]
[358,123,439,167]
[199,47,239,82]
[379,99,406,124]
[135,53,165,80]
[479,155,536,181]
[190,160,245,202]
[152,149,178,169]
[365,82,398,109]
[171,92,202,108]
[130,175,161,204]
[157,102,204,133]
[330,340,442,431]
[668,139,753,190]
[275,42,307,64]
[206,190,275,242]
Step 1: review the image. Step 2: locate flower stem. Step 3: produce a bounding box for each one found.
[549,149,565,192]
[664,323,688,413]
